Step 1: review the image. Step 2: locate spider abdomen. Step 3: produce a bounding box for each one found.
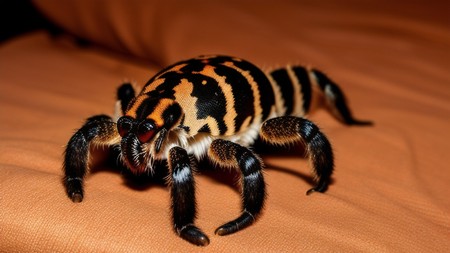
[128,56,276,138]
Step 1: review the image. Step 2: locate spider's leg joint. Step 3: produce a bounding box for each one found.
[260,116,334,195]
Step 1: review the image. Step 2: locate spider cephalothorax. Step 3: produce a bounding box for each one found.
[116,98,183,174]
[63,55,371,246]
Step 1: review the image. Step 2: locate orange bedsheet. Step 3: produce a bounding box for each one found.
[1,1,449,252]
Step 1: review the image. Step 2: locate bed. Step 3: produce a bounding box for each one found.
[1,0,449,252]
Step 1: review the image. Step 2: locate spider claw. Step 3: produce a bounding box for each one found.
[215,224,233,236]
[306,188,318,195]
[65,177,84,202]
[306,180,329,195]
[215,224,239,236]
[179,225,210,246]
[70,192,83,203]
[215,211,255,236]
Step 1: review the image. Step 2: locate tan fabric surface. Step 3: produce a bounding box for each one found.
[1,0,449,252]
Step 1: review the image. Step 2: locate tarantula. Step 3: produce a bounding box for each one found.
[63,55,371,246]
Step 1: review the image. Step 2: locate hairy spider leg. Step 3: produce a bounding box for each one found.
[64,83,136,202]
[311,69,372,126]
[168,147,210,246]
[260,116,334,195]
[208,139,266,236]
[267,66,372,126]
[63,115,119,202]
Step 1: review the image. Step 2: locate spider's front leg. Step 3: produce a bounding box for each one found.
[260,116,334,194]
[64,83,135,202]
[208,139,266,236]
[168,147,209,246]
[63,115,120,202]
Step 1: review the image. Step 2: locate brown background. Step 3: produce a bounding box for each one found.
[1,0,449,252]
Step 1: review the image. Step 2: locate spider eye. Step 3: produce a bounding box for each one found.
[117,116,133,137]
[137,120,156,143]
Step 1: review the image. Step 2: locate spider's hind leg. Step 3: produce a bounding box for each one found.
[311,69,372,126]
[260,116,333,195]
[208,139,266,236]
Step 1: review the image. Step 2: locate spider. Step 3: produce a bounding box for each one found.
[63,55,371,246]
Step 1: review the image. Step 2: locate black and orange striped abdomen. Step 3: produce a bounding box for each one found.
[127,56,276,137]
[267,66,313,118]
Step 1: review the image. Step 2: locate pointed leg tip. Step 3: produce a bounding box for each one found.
[306,188,316,195]
[306,184,328,195]
[65,177,84,202]
[70,192,83,203]
[215,211,256,236]
[306,187,326,195]
[179,225,210,246]
[192,235,210,247]
[214,227,228,236]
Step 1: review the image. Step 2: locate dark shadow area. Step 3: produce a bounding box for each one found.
[0,0,62,43]
[197,158,241,192]
[83,140,333,195]
[87,147,242,193]
[253,138,307,157]
[89,147,168,191]
[265,162,316,186]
